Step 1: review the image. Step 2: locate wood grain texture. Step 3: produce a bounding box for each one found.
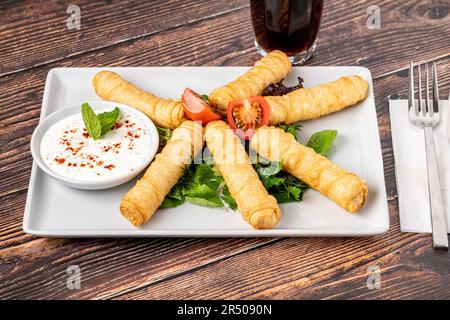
[0,0,249,75]
[115,230,444,300]
[0,0,449,300]
[0,237,281,299]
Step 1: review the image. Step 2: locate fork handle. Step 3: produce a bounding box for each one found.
[424,126,449,249]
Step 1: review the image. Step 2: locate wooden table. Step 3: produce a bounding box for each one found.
[1,0,449,300]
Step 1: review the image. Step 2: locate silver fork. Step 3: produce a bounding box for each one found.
[408,61,448,249]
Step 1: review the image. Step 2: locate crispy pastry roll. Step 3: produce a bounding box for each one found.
[120,120,203,226]
[205,120,281,229]
[208,50,292,111]
[93,70,185,129]
[251,126,368,212]
[266,75,368,125]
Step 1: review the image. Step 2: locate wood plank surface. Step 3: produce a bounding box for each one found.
[0,0,249,76]
[0,237,282,299]
[0,0,449,300]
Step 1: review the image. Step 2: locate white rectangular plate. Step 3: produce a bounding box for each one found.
[23,66,389,237]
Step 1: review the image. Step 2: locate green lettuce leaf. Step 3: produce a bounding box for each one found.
[306,129,337,157]
[160,197,184,208]
[156,126,173,152]
[159,155,238,210]
[185,196,223,207]
[220,185,238,210]
[253,126,337,204]
[160,128,338,209]
[277,123,301,139]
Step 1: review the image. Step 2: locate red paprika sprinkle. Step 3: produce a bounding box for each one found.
[54,157,65,165]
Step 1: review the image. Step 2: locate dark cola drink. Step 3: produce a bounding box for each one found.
[250,0,323,64]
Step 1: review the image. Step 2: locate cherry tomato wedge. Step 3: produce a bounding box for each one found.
[226,96,270,140]
[181,88,222,124]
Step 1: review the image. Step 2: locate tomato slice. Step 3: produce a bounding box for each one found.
[226,96,270,140]
[182,88,222,124]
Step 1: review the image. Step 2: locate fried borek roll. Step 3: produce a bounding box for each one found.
[208,50,292,111]
[205,120,281,229]
[93,71,185,129]
[120,120,203,226]
[251,126,368,212]
[266,75,368,125]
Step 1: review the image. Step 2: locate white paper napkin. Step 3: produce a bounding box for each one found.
[390,99,450,233]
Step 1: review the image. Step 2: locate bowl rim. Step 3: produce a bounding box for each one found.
[30,101,159,189]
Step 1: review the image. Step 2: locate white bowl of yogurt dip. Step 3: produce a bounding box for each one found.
[31,101,159,190]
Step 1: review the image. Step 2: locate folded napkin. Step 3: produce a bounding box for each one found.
[390,99,450,233]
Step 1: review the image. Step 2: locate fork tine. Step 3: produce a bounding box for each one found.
[418,63,425,115]
[407,61,446,249]
[409,62,418,116]
[432,62,439,113]
[426,62,432,116]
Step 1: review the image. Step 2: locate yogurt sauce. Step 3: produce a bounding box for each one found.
[40,108,152,181]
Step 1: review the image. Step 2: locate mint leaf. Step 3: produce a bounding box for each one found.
[81,103,120,139]
[81,103,101,140]
[306,130,337,157]
[201,94,209,102]
[97,107,120,136]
